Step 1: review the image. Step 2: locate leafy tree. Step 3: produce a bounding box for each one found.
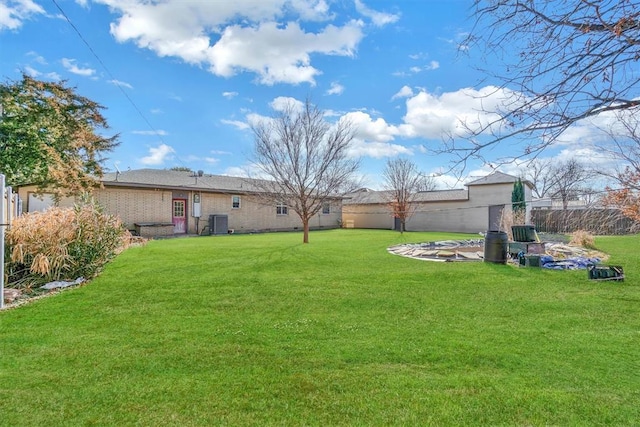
[511,177,526,223]
[604,168,640,222]
[598,114,640,220]
[382,158,435,233]
[0,74,118,196]
[457,1,640,166]
[249,99,360,243]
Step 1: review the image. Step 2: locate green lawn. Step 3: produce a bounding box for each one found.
[1,229,639,426]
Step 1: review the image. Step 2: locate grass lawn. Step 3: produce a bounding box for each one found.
[1,229,639,425]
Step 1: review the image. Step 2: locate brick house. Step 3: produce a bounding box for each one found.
[17,169,343,237]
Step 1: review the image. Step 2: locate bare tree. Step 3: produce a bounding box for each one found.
[525,158,596,209]
[549,159,596,210]
[249,99,360,243]
[523,158,556,200]
[382,158,434,233]
[598,112,640,181]
[454,1,640,166]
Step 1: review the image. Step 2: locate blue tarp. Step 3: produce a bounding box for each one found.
[539,255,601,270]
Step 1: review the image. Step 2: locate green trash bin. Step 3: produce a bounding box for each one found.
[511,225,537,242]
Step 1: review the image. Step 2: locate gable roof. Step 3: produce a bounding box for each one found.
[102,169,261,193]
[344,188,468,205]
[466,171,532,188]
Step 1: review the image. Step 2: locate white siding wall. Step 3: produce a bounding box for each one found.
[407,202,486,233]
[342,204,393,229]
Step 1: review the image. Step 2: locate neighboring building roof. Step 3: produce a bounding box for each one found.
[344,188,468,205]
[344,171,530,206]
[466,171,533,188]
[102,168,262,193]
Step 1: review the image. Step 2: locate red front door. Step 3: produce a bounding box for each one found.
[172,199,187,234]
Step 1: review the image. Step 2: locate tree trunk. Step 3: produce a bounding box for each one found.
[303,219,310,243]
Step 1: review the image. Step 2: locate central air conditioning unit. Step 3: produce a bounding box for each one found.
[208,214,229,235]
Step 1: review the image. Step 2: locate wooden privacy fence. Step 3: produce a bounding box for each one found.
[531,208,639,235]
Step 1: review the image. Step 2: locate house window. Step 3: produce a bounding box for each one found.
[276,202,288,215]
[232,195,241,209]
[173,200,186,218]
[322,202,331,215]
[27,193,55,212]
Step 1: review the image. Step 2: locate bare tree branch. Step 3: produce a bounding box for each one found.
[248,99,360,243]
[382,158,434,232]
[452,0,640,167]
[524,157,597,208]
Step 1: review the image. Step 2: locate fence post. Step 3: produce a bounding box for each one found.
[6,186,12,230]
[1,174,5,309]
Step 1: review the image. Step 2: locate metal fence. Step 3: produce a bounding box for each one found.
[531,208,640,235]
[1,174,22,309]
[1,174,5,309]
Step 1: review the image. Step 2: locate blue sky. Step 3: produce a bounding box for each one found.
[0,0,616,189]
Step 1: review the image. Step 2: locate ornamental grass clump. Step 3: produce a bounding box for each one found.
[6,197,131,289]
[569,229,596,249]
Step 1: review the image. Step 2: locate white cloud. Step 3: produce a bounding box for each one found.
[207,20,362,85]
[323,109,342,118]
[100,0,364,86]
[222,91,238,99]
[270,96,305,112]
[395,61,440,77]
[347,139,412,159]
[45,71,61,80]
[336,110,410,159]
[223,166,250,177]
[132,130,168,136]
[26,51,46,64]
[0,0,44,31]
[109,79,133,89]
[425,60,439,70]
[391,85,413,100]
[221,119,250,130]
[223,163,269,179]
[326,81,344,95]
[61,58,96,77]
[140,143,175,165]
[24,65,40,77]
[415,144,428,154]
[23,65,60,80]
[354,0,399,27]
[401,86,522,139]
[289,0,333,21]
[343,111,400,143]
[431,173,466,190]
